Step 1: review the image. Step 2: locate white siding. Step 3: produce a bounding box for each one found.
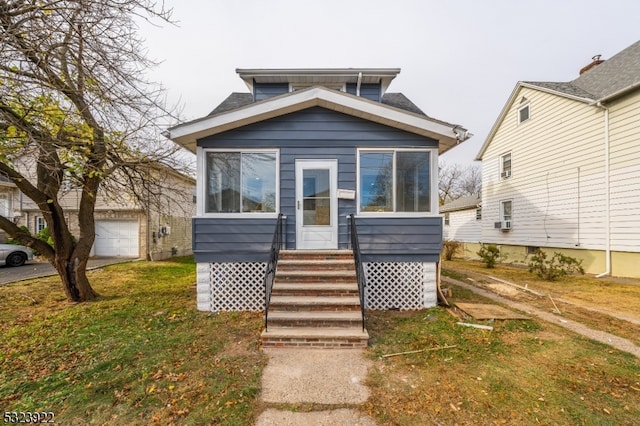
[443,208,481,243]
[608,91,640,252]
[481,87,610,250]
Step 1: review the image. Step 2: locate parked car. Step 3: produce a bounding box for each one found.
[0,243,34,267]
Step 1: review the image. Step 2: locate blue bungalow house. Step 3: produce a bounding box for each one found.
[165,68,470,346]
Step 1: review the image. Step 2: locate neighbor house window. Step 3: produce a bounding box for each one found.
[500,152,512,179]
[0,192,10,218]
[205,150,278,214]
[358,149,433,213]
[444,212,450,226]
[35,216,46,233]
[518,104,530,124]
[500,200,512,222]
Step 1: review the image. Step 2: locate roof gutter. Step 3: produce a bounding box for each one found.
[594,101,611,278]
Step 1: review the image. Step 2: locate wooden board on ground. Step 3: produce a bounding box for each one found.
[455,302,530,320]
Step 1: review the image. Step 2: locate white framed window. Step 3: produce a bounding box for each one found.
[500,200,512,222]
[518,104,530,124]
[202,149,279,217]
[357,148,437,215]
[36,216,46,233]
[500,152,512,179]
[444,212,450,226]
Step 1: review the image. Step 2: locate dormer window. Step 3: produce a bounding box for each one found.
[518,104,530,124]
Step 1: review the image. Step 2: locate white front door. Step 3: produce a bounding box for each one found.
[295,160,338,249]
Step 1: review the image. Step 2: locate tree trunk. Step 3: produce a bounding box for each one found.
[54,254,98,302]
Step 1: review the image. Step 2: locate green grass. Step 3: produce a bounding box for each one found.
[2,258,639,425]
[364,298,640,425]
[0,257,266,425]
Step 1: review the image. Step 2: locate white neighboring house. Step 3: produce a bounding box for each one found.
[0,174,19,242]
[476,40,640,278]
[440,194,482,258]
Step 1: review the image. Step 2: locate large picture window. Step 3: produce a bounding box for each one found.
[205,151,277,214]
[358,149,433,213]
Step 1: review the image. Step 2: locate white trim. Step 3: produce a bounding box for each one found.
[167,87,460,154]
[199,148,280,218]
[356,147,439,216]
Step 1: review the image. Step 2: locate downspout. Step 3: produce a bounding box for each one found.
[595,102,610,277]
[356,72,362,97]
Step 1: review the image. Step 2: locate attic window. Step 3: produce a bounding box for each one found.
[518,104,530,124]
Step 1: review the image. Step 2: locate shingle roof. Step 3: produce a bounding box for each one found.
[209,91,431,117]
[439,194,481,213]
[208,93,254,115]
[520,81,594,100]
[524,40,640,102]
[381,93,425,114]
[571,40,640,100]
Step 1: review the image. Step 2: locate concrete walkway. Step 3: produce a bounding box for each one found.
[256,349,376,425]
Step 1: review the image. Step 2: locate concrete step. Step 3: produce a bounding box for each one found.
[266,311,363,328]
[261,326,369,349]
[269,295,361,311]
[271,282,359,297]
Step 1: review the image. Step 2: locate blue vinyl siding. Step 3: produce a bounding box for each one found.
[346,83,381,101]
[196,107,441,262]
[193,218,275,262]
[254,82,289,101]
[353,216,443,262]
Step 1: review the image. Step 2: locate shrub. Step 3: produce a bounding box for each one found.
[528,249,585,281]
[442,240,462,261]
[477,243,501,268]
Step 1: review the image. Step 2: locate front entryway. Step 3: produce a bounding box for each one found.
[295,160,338,249]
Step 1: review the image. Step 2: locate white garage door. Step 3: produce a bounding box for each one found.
[94,220,139,257]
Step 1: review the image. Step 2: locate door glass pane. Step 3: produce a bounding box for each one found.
[359,152,393,212]
[396,151,430,212]
[302,169,330,226]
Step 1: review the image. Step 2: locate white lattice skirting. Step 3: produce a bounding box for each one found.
[364,262,437,310]
[196,260,437,312]
[196,262,266,312]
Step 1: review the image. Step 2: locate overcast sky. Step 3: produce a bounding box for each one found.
[141,0,640,165]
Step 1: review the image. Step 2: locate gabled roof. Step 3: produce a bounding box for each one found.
[476,40,640,160]
[439,194,481,213]
[167,86,468,154]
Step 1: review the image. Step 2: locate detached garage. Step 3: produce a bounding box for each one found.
[94,220,140,257]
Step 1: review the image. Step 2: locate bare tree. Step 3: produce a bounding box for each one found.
[439,161,481,204]
[458,163,482,196]
[0,1,183,302]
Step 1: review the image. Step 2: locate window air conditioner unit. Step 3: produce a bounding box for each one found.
[494,221,511,230]
[501,170,511,178]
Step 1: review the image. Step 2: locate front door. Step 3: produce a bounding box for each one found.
[295,160,338,249]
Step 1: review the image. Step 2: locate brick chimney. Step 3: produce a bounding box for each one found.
[579,54,605,75]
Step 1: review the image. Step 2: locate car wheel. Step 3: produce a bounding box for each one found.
[6,252,27,267]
